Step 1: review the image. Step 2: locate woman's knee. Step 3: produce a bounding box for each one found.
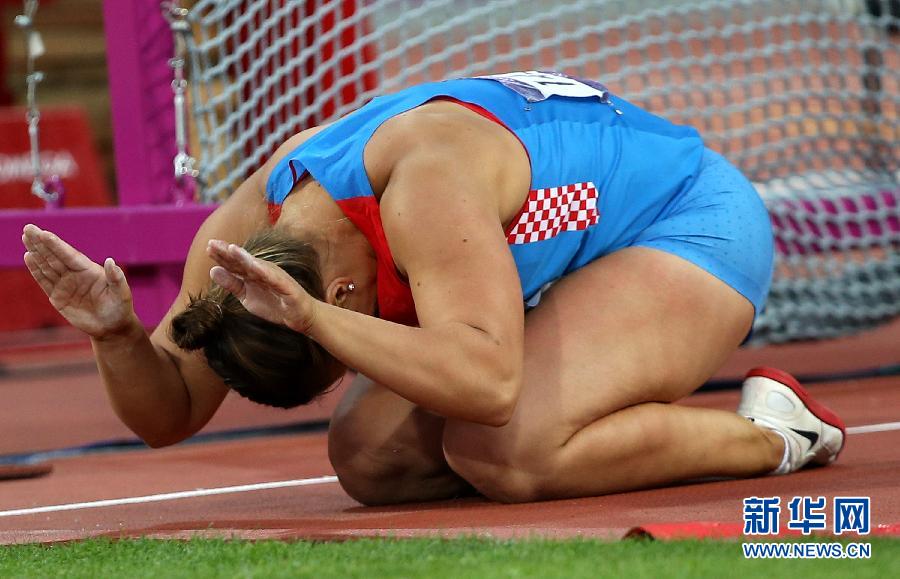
[329,423,471,505]
[327,417,399,505]
[331,417,466,505]
[328,404,430,506]
[442,420,555,503]
[328,378,460,505]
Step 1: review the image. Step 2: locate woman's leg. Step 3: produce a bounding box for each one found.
[328,373,472,505]
[442,246,785,503]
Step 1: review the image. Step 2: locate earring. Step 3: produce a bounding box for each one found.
[347,283,356,293]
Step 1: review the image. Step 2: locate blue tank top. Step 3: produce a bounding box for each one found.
[267,72,705,325]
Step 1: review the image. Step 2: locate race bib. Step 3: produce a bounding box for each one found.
[478,70,612,104]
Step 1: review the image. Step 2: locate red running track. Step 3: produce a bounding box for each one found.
[0,325,898,544]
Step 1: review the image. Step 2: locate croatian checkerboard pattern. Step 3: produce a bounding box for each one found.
[506,182,599,244]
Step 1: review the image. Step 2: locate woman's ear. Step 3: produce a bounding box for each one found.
[324,277,355,308]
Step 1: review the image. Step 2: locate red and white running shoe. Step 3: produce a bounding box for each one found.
[737,367,845,474]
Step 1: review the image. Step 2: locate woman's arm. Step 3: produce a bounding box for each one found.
[23,169,270,447]
[23,124,331,446]
[208,121,526,426]
[313,146,525,425]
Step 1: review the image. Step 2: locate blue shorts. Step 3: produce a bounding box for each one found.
[631,148,774,318]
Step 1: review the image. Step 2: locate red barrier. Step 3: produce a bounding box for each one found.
[0,106,110,331]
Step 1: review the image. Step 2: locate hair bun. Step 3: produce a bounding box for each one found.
[170,297,225,351]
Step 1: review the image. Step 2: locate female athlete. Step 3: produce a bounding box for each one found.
[22,72,844,505]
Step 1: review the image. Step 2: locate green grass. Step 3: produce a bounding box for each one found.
[1,537,898,579]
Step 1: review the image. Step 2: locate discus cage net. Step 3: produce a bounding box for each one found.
[168,0,898,345]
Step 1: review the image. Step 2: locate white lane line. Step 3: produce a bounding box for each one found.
[0,475,338,518]
[1,421,899,519]
[846,421,900,435]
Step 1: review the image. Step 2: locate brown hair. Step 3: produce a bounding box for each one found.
[170,228,344,408]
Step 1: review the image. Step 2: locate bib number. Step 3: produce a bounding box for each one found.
[478,71,611,103]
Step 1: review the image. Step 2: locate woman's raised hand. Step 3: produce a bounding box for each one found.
[206,239,317,334]
[21,224,138,339]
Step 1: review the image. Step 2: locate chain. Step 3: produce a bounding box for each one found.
[162,1,202,200]
[14,0,62,206]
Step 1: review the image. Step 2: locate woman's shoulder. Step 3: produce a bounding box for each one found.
[259,124,333,187]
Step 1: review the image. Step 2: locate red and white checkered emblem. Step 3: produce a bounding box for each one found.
[506,182,599,244]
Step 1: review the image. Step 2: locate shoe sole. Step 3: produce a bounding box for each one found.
[746,366,847,464]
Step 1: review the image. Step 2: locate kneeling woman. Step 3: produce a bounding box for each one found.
[23,71,844,505]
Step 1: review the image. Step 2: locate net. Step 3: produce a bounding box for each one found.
[181,0,899,344]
